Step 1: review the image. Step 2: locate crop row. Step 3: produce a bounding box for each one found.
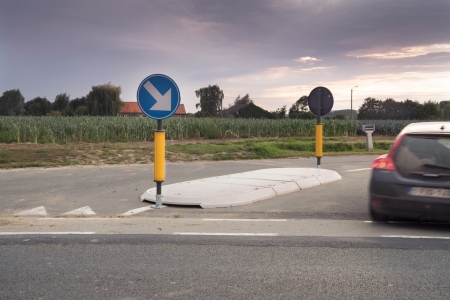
[0,116,412,144]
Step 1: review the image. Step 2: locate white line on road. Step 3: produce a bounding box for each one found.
[345,168,372,172]
[121,206,153,216]
[173,232,279,236]
[382,235,450,240]
[38,218,123,220]
[203,219,287,222]
[0,232,96,235]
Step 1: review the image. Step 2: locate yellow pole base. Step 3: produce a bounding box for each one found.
[315,124,323,158]
[154,131,165,182]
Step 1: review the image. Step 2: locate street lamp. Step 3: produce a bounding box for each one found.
[351,86,358,120]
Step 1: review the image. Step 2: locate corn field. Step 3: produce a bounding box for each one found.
[0,116,413,144]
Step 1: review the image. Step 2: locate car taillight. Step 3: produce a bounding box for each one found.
[372,156,396,170]
[371,133,406,171]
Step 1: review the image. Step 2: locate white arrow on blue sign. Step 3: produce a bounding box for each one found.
[136,74,181,120]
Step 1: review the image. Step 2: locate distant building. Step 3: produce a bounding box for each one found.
[223,103,250,118]
[120,102,186,117]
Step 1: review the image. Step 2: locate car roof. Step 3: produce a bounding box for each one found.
[399,122,450,135]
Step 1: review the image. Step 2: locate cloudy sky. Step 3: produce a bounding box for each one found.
[1,0,450,113]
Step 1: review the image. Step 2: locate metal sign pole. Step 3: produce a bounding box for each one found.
[316,89,322,169]
[153,119,166,209]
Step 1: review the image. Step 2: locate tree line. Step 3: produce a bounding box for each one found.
[357,97,449,120]
[195,85,450,120]
[4,82,448,120]
[194,85,317,119]
[0,83,123,116]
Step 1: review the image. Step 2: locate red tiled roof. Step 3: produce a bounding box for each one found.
[175,104,186,115]
[121,102,142,114]
[120,102,186,115]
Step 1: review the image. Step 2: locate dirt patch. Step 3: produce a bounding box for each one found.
[0,219,11,226]
[0,136,393,169]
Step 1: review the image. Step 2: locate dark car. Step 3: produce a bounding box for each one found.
[369,122,450,222]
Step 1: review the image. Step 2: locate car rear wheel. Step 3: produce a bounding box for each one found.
[370,206,389,222]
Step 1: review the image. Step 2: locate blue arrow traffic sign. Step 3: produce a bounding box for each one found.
[137,74,181,120]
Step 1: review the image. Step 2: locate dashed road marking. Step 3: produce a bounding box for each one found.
[173,232,279,236]
[15,206,47,216]
[345,168,372,172]
[382,235,450,240]
[121,206,153,216]
[38,218,123,220]
[203,219,286,222]
[0,232,95,235]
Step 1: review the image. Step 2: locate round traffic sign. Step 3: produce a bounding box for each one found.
[308,87,334,116]
[137,74,181,120]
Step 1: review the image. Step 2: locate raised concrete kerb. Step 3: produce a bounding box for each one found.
[140,168,341,208]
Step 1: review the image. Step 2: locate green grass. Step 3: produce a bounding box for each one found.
[0,137,392,169]
[166,138,391,161]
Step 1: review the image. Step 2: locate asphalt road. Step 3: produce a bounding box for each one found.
[0,155,375,219]
[2,156,450,299]
[1,235,450,299]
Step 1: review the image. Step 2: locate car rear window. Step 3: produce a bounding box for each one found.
[394,134,450,178]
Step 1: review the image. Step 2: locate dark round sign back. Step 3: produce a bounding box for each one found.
[308,87,334,116]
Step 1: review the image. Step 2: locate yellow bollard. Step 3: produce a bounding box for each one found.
[315,124,323,158]
[154,131,165,182]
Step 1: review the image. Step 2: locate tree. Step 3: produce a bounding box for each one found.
[233,94,253,106]
[357,97,383,119]
[69,96,86,110]
[272,105,287,119]
[439,101,450,120]
[24,97,52,116]
[86,83,124,116]
[288,96,315,119]
[382,98,402,119]
[52,93,70,115]
[401,99,422,119]
[0,89,25,116]
[74,106,88,116]
[195,85,224,117]
[288,96,308,118]
[67,96,87,116]
[419,100,442,120]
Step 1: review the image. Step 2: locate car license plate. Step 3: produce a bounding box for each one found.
[409,187,450,198]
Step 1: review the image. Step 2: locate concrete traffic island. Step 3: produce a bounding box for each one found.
[140,168,341,208]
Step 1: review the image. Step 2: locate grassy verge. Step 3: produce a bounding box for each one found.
[0,136,393,169]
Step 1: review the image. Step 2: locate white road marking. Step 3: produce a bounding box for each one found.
[203,219,287,222]
[38,218,123,220]
[0,232,95,235]
[63,206,96,215]
[121,206,153,216]
[173,232,279,236]
[382,235,450,239]
[15,206,47,216]
[345,168,372,172]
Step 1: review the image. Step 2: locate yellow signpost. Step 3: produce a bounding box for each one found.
[308,87,334,168]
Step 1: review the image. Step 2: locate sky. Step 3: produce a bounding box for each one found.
[1,0,450,113]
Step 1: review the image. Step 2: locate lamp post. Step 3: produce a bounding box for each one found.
[351,86,358,120]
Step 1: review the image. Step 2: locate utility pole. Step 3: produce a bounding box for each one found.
[351,86,358,120]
